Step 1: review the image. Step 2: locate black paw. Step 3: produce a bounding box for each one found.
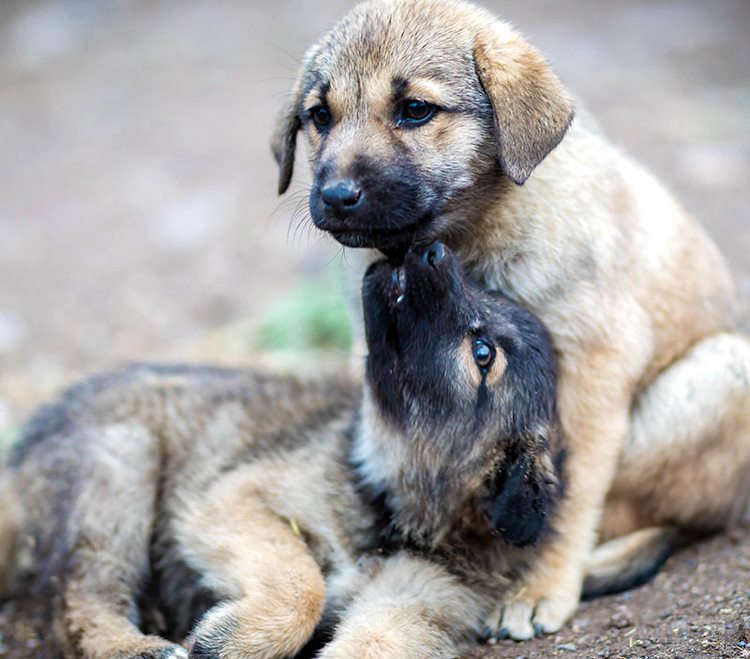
[489,453,555,546]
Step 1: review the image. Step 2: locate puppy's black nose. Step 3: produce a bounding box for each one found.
[321,179,362,213]
[423,241,446,268]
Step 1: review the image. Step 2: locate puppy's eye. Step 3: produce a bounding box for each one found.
[473,338,495,370]
[309,105,332,130]
[397,100,436,127]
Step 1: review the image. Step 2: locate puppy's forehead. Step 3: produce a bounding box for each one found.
[308,0,479,108]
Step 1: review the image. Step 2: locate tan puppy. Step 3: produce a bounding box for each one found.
[273,0,750,640]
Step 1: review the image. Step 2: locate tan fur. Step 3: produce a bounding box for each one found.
[180,473,327,658]
[274,0,750,641]
[0,470,20,594]
[473,22,574,184]
[321,554,484,659]
[7,367,368,658]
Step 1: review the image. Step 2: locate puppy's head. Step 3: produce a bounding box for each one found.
[273,0,574,251]
[361,241,561,544]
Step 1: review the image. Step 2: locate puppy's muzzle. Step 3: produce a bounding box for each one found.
[364,241,457,312]
[310,156,433,250]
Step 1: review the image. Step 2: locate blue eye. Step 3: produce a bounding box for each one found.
[310,105,331,130]
[473,338,495,369]
[397,100,436,127]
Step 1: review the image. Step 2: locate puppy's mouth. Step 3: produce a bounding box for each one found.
[328,212,436,257]
[364,240,459,317]
[331,222,421,252]
[384,265,407,310]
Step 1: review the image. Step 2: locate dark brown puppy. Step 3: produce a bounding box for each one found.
[273,0,750,639]
[1,243,562,658]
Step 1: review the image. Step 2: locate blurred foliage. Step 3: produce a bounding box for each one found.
[250,270,352,361]
[0,427,19,457]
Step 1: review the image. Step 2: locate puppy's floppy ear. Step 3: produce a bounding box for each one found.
[271,87,302,195]
[271,45,320,195]
[489,452,550,546]
[473,25,575,185]
[487,432,563,546]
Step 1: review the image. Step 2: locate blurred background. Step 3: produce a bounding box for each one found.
[0,0,748,448]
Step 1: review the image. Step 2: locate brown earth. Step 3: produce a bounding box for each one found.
[0,1,748,657]
[1,529,749,658]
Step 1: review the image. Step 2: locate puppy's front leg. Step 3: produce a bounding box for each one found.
[175,471,326,659]
[490,349,633,640]
[319,553,485,659]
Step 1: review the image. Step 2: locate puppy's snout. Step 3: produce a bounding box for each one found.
[423,241,447,268]
[321,179,362,214]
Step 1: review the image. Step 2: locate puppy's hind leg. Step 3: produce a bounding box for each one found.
[177,470,326,659]
[594,333,750,594]
[605,332,750,534]
[54,424,186,659]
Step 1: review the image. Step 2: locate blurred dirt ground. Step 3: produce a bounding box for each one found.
[0,0,748,657]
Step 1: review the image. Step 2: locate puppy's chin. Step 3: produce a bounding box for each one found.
[318,214,438,255]
[379,243,411,267]
[329,226,417,251]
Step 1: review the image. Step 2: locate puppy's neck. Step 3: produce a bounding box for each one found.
[444,128,601,310]
[351,388,497,550]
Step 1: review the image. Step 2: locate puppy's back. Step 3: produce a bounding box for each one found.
[9,363,360,572]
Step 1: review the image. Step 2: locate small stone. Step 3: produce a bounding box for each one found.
[555,644,577,652]
[609,607,633,629]
[727,528,744,544]
[572,617,589,630]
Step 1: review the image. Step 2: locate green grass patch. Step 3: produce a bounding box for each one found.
[251,270,352,358]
